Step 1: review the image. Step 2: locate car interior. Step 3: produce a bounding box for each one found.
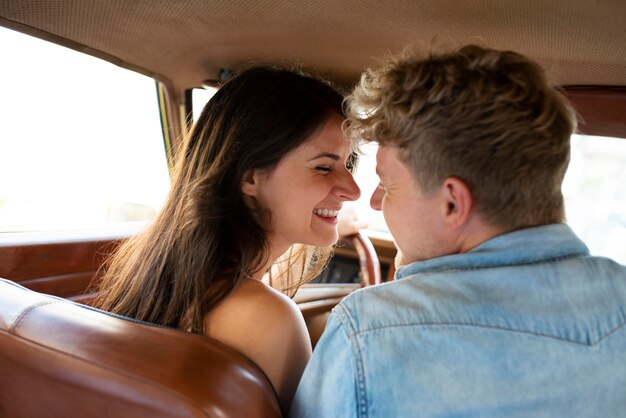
[0,0,625,416]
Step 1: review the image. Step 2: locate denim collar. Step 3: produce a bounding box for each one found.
[395,223,589,278]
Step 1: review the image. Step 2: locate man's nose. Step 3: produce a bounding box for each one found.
[370,184,383,211]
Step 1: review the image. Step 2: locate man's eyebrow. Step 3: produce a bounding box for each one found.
[308,153,341,162]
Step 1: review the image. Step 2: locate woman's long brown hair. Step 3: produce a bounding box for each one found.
[94,67,347,333]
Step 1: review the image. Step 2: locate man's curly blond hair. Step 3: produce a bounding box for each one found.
[346,45,577,230]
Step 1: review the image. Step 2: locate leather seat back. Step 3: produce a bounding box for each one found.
[0,278,281,418]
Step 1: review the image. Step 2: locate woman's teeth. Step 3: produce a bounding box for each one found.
[313,208,339,217]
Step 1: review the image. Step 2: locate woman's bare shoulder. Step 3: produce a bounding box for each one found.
[204,279,304,334]
[203,279,311,413]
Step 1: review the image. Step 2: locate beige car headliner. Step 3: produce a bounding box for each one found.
[1,0,625,94]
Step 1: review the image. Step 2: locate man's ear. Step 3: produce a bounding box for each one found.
[442,176,473,229]
[241,169,259,197]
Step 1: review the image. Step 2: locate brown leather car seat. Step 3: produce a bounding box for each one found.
[0,278,281,418]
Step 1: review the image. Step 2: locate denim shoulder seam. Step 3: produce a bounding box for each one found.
[356,320,626,346]
[336,306,368,418]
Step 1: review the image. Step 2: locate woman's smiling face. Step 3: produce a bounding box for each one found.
[243,115,361,254]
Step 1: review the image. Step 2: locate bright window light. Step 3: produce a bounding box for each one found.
[0,26,170,236]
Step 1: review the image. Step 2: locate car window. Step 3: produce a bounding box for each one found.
[191,87,219,123]
[0,27,170,238]
[563,134,626,263]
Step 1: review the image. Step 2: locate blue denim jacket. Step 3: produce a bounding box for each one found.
[290,224,626,418]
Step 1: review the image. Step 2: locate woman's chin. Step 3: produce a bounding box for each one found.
[302,232,339,248]
[318,232,340,247]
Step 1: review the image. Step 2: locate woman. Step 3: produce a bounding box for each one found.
[95,66,361,413]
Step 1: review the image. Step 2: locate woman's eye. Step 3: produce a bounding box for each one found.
[315,166,332,173]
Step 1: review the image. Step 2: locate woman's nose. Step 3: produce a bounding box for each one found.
[370,184,384,211]
[335,172,361,202]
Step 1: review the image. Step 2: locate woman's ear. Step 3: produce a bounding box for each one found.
[442,176,473,229]
[241,168,259,197]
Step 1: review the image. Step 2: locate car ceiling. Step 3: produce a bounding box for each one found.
[1,0,625,140]
[1,0,625,94]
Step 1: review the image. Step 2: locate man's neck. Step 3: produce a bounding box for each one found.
[454,216,510,254]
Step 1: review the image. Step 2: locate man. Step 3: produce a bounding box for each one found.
[289,45,626,417]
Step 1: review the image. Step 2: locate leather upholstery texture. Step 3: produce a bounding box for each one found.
[0,278,281,418]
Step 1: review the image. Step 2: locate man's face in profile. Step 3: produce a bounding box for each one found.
[371,145,448,267]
